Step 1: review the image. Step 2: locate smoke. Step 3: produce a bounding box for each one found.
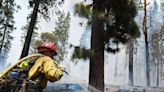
[0,55,8,72]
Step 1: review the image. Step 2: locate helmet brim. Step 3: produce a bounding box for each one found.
[37,47,57,55]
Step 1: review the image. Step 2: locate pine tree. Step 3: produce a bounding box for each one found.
[20,0,64,58]
[0,0,3,7]
[74,0,140,91]
[128,39,134,86]
[0,0,19,55]
[21,18,39,53]
[32,11,70,60]
[33,32,56,48]
[20,0,40,58]
[151,26,164,86]
[53,11,70,60]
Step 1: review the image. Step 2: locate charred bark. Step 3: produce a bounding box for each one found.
[20,0,40,59]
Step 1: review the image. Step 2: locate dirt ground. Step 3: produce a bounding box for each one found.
[43,84,164,92]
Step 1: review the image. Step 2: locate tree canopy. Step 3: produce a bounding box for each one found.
[74,0,140,53]
[0,0,20,55]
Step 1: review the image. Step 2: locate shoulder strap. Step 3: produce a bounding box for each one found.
[0,54,44,78]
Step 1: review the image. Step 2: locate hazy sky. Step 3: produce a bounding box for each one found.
[5,0,163,85]
[4,0,91,84]
[6,0,86,64]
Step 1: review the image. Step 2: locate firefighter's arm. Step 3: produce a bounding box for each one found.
[43,57,64,82]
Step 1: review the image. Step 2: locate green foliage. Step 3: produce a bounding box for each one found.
[74,0,140,55]
[151,26,164,64]
[72,46,93,60]
[129,19,140,38]
[21,0,64,55]
[53,11,70,58]
[21,16,39,53]
[29,0,64,21]
[54,11,70,46]
[74,2,92,19]
[21,16,39,42]
[0,0,20,54]
[153,0,158,11]
[41,32,57,42]
[32,11,70,59]
[33,32,56,53]
[74,2,92,25]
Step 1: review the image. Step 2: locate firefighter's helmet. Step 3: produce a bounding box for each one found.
[37,42,57,55]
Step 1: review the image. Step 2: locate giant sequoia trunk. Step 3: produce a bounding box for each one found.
[20,0,40,58]
[89,0,104,92]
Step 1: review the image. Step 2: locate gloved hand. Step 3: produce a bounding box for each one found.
[58,64,65,71]
[58,64,69,75]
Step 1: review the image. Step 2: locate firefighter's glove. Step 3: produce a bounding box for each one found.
[58,64,65,71]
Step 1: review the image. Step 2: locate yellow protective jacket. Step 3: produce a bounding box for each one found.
[27,55,64,88]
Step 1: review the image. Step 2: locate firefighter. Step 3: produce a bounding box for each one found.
[0,42,64,92]
[26,42,64,92]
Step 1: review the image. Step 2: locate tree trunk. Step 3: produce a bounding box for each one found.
[89,0,104,92]
[114,53,118,80]
[156,40,160,87]
[20,0,40,59]
[145,35,150,86]
[143,0,150,86]
[0,25,7,53]
[0,0,2,7]
[157,59,160,86]
[128,40,134,86]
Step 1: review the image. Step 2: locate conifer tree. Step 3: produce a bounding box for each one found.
[20,0,64,58]
[74,0,140,91]
[0,0,19,55]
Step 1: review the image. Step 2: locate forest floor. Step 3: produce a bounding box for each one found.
[106,85,164,92]
[43,83,164,92]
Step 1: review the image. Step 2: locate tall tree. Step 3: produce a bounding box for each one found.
[161,1,164,25]
[89,0,105,91]
[151,32,160,86]
[141,0,151,86]
[128,39,134,86]
[21,20,39,53]
[53,11,70,59]
[151,26,164,86]
[33,32,57,49]
[0,0,3,7]
[20,0,63,58]
[74,0,140,91]
[0,0,19,55]
[20,0,40,58]
[32,12,70,60]
[159,26,164,82]
[21,11,40,53]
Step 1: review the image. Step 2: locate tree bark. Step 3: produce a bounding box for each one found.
[0,25,7,53]
[157,59,160,86]
[20,0,40,59]
[0,0,3,7]
[143,0,150,86]
[128,40,134,86]
[89,0,105,92]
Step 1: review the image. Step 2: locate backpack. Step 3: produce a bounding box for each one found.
[0,54,44,92]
